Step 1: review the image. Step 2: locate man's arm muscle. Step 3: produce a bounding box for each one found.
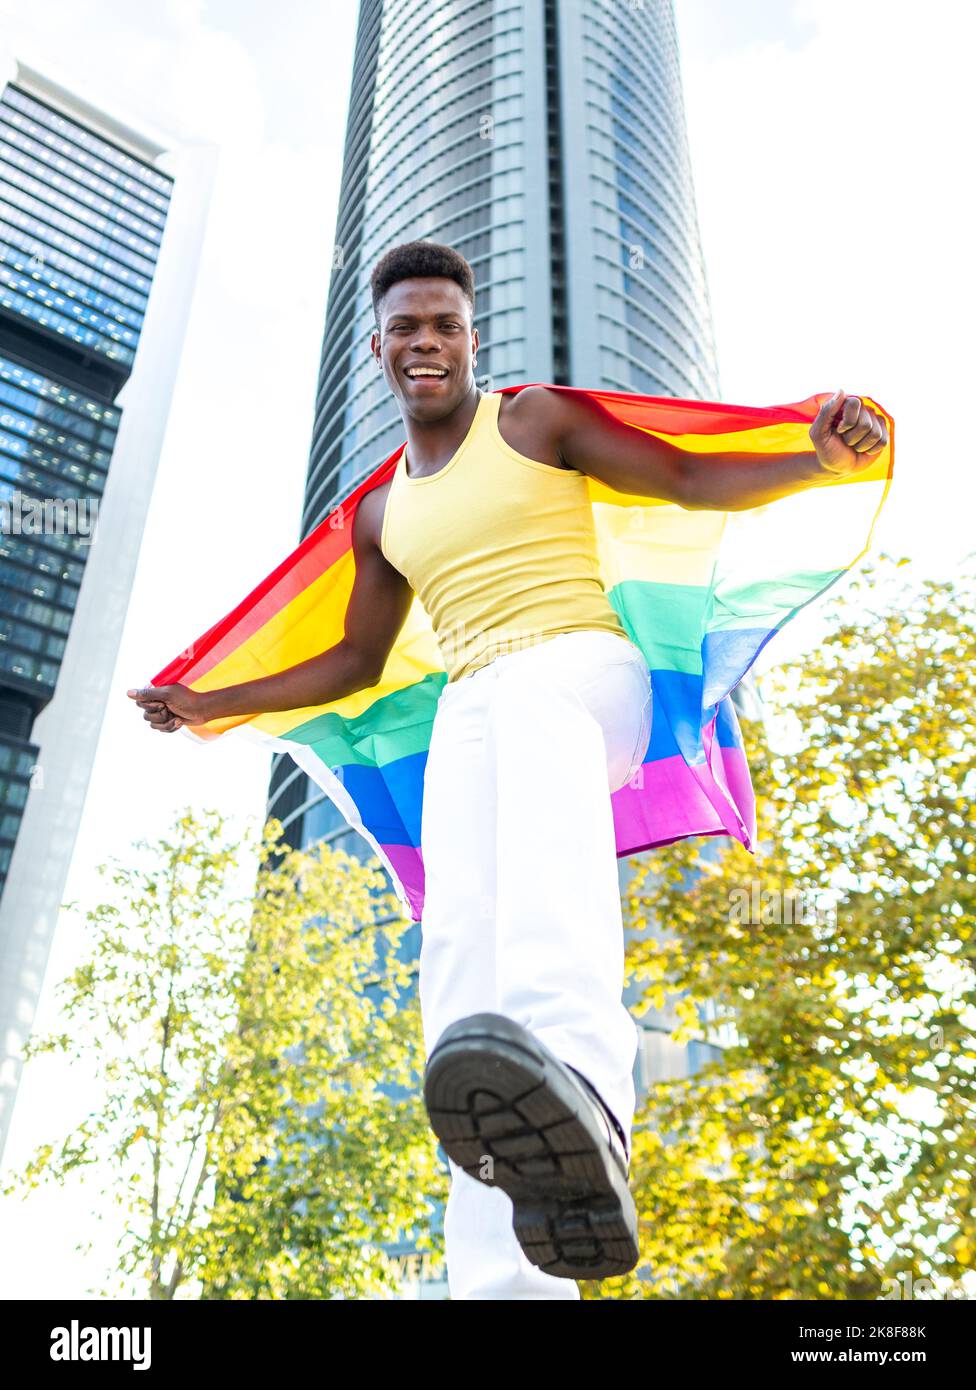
[531,387,691,504]
[344,483,415,683]
[534,385,881,512]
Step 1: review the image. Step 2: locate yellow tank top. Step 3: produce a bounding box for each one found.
[380,389,629,683]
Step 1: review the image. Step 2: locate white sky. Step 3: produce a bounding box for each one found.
[0,0,972,1298]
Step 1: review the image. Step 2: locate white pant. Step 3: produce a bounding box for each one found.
[418,629,652,1300]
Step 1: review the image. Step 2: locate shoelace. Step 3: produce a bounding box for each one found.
[565,1064,630,1166]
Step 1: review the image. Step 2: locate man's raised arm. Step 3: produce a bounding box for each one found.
[127,486,414,732]
[552,386,889,511]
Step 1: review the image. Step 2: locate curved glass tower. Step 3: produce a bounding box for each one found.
[268,0,739,1296]
[269,0,721,871]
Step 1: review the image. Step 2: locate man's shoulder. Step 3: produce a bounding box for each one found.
[498,385,576,469]
[502,383,565,428]
[353,475,392,550]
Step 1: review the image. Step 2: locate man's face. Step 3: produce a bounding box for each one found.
[371,277,479,415]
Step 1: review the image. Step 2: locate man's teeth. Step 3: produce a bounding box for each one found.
[407,369,446,377]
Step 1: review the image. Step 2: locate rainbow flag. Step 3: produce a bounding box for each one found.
[151,383,894,922]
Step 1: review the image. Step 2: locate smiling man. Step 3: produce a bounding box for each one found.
[128,240,888,1301]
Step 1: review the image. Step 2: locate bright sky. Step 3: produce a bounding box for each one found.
[0,0,972,1298]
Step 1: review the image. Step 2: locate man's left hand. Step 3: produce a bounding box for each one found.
[809,389,889,477]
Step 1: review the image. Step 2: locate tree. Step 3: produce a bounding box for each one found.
[582,554,976,1300]
[2,810,446,1298]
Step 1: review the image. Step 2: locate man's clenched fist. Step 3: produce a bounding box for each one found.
[126,683,208,733]
[809,389,889,478]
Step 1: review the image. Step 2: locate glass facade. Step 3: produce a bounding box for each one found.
[556,0,720,394]
[0,81,172,899]
[0,730,37,890]
[270,0,721,862]
[268,0,736,1296]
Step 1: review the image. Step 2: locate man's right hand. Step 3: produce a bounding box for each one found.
[126,683,210,732]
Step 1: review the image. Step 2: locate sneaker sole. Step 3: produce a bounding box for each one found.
[424,1012,639,1280]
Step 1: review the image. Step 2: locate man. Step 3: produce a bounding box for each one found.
[129,241,888,1300]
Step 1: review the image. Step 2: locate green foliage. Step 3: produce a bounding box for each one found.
[583,555,976,1300]
[2,811,446,1299]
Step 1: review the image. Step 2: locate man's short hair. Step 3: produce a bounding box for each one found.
[370,240,476,329]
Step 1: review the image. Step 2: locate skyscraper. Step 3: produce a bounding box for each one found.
[0,56,215,1159]
[269,0,721,878]
[266,0,737,1296]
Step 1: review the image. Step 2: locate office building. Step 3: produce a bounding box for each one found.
[267,0,739,1297]
[0,55,214,1160]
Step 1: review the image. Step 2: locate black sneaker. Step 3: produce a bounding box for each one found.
[423,1011,639,1280]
